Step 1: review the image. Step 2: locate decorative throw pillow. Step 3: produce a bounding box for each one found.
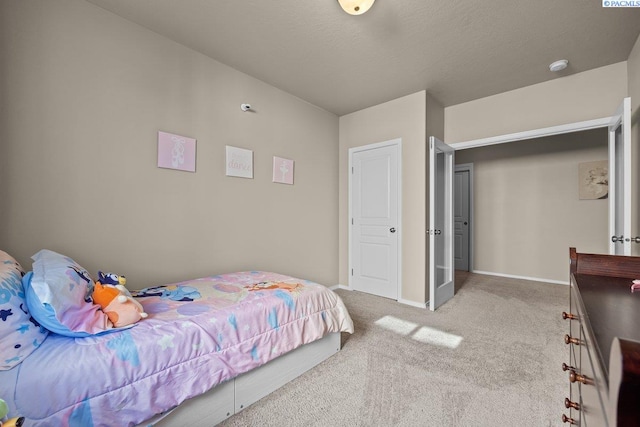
[0,250,48,370]
[24,249,112,337]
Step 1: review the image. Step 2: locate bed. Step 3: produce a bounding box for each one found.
[0,250,354,426]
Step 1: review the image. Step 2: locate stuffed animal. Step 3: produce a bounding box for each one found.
[98,271,126,286]
[0,398,24,427]
[98,271,140,301]
[92,280,148,328]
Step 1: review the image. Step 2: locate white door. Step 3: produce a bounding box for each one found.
[429,137,454,311]
[350,141,400,300]
[454,168,470,271]
[608,97,631,255]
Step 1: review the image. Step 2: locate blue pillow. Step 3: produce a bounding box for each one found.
[24,249,113,337]
[0,250,48,370]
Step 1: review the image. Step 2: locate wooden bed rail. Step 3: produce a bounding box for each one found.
[569,247,640,279]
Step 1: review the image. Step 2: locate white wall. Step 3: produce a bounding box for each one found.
[0,0,339,287]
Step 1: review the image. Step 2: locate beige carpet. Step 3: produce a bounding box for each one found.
[219,272,568,427]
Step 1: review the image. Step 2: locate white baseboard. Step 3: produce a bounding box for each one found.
[398,298,427,309]
[330,285,426,308]
[471,270,569,286]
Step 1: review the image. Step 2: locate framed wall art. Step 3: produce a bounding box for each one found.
[578,160,608,200]
[157,131,196,172]
[272,156,294,185]
[226,146,253,178]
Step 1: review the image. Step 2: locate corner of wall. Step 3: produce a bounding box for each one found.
[426,93,445,141]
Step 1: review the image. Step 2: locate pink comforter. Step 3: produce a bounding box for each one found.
[1,271,354,426]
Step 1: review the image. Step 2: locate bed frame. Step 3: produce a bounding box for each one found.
[138,332,341,426]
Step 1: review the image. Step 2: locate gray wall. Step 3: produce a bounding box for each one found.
[456,129,608,282]
[0,0,339,287]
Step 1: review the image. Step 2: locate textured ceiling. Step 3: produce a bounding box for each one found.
[85,0,640,116]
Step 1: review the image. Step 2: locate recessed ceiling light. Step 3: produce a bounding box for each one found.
[549,59,569,72]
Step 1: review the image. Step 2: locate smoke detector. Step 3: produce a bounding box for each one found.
[549,60,569,72]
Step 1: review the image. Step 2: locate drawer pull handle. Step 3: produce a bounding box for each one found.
[564,398,580,410]
[569,370,594,385]
[562,312,578,320]
[564,334,580,345]
[562,414,577,424]
[562,363,576,372]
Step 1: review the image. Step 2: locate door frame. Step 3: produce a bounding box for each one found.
[449,115,616,281]
[454,163,474,271]
[608,97,632,255]
[348,138,403,300]
[449,117,611,150]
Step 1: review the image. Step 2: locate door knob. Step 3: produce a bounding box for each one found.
[390,227,396,233]
[463,222,468,225]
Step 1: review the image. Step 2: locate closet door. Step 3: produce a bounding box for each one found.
[429,136,454,310]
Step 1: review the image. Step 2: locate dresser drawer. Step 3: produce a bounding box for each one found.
[569,333,581,423]
[579,322,608,427]
[567,249,640,426]
[567,283,608,426]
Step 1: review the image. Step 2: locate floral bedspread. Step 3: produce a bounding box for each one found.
[0,271,354,426]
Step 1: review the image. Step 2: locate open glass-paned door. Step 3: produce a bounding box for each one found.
[608,97,631,255]
[429,136,454,310]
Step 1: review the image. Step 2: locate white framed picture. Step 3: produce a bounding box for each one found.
[226,146,253,179]
[272,156,294,185]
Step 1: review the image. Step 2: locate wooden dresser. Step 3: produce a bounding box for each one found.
[563,248,640,426]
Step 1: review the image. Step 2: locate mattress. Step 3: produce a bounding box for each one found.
[0,271,354,426]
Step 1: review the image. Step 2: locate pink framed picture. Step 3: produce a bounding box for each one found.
[157,131,196,172]
[272,156,294,185]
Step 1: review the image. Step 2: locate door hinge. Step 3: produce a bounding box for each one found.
[352,166,354,174]
[351,269,354,276]
[351,218,354,225]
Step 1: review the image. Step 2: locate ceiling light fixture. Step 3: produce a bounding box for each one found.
[337,0,376,15]
[549,59,569,72]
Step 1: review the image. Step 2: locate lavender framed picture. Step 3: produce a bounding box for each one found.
[157,131,196,172]
[272,156,294,185]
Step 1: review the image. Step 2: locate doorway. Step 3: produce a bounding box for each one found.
[454,164,472,271]
[453,129,609,283]
[447,100,632,284]
[349,139,402,300]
